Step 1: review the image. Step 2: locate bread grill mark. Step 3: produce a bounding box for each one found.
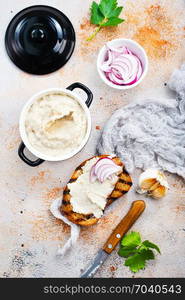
[68,178,76,183]
[63,188,70,195]
[119,178,132,186]
[61,155,132,226]
[106,166,132,206]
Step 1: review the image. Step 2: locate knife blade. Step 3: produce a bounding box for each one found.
[80,200,146,278]
[81,249,108,278]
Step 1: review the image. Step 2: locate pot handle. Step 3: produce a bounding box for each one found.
[67,82,93,107]
[18,142,44,167]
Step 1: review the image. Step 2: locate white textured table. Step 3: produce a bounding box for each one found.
[1,0,185,278]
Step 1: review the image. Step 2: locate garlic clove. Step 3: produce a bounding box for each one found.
[137,168,169,199]
[150,185,167,199]
[148,181,161,191]
[140,178,157,190]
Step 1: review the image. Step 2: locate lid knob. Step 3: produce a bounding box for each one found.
[30,28,46,43]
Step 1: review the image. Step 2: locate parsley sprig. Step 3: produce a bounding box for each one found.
[118,232,161,273]
[87,0,124,41]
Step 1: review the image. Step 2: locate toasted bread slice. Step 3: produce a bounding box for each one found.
[60,155,132,226]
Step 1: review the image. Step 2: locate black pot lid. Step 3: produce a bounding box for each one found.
[5,5,76,75]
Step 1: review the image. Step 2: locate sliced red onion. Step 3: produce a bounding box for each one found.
[101,44,143,86]
[100,50,113,72]
[98,166,121,183]
[101,64,112,72]
[94,159,116,175]
[126,76,138,86]
[90,157,122,183]
[111,65,132,81]
[136,57,143,80]
[126,47,132,54]
[110,73,126,85]
[112,69,122,80]
[121,73,137,85]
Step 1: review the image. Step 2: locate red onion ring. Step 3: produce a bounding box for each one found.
[90,158,122,183]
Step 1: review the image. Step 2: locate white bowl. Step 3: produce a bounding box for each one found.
[18,84,93,166]
[97,38,148,90]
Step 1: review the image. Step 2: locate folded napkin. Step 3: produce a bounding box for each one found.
[50,198,80,256]
[97,63,185,179]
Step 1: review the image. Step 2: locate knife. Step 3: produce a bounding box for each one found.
[80,200,146,278]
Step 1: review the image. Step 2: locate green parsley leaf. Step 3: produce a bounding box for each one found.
[142,240,161,254]
[138,244,148,252]
[101,17,124,27]
[109,6,123,18]
[118,232,161,273]
[125,252,146,273]
[90,1,104,25]
[121,231,141,248]
[118,247,137,258]
[99,0,117,18]
[87,0,124,41]
[125,249,154,273]
[142,249,155,260]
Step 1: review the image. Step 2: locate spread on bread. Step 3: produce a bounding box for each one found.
[68,157,122,218]
[61,155,133,226]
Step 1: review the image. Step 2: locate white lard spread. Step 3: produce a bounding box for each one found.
[25,93,87,157]
[68,157,120,218]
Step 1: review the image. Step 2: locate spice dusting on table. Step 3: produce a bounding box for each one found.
[79,2,183,61]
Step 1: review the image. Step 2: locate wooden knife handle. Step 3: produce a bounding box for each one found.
[103,200,146,254]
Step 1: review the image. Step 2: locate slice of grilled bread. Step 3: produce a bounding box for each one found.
[60,155,132,226]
